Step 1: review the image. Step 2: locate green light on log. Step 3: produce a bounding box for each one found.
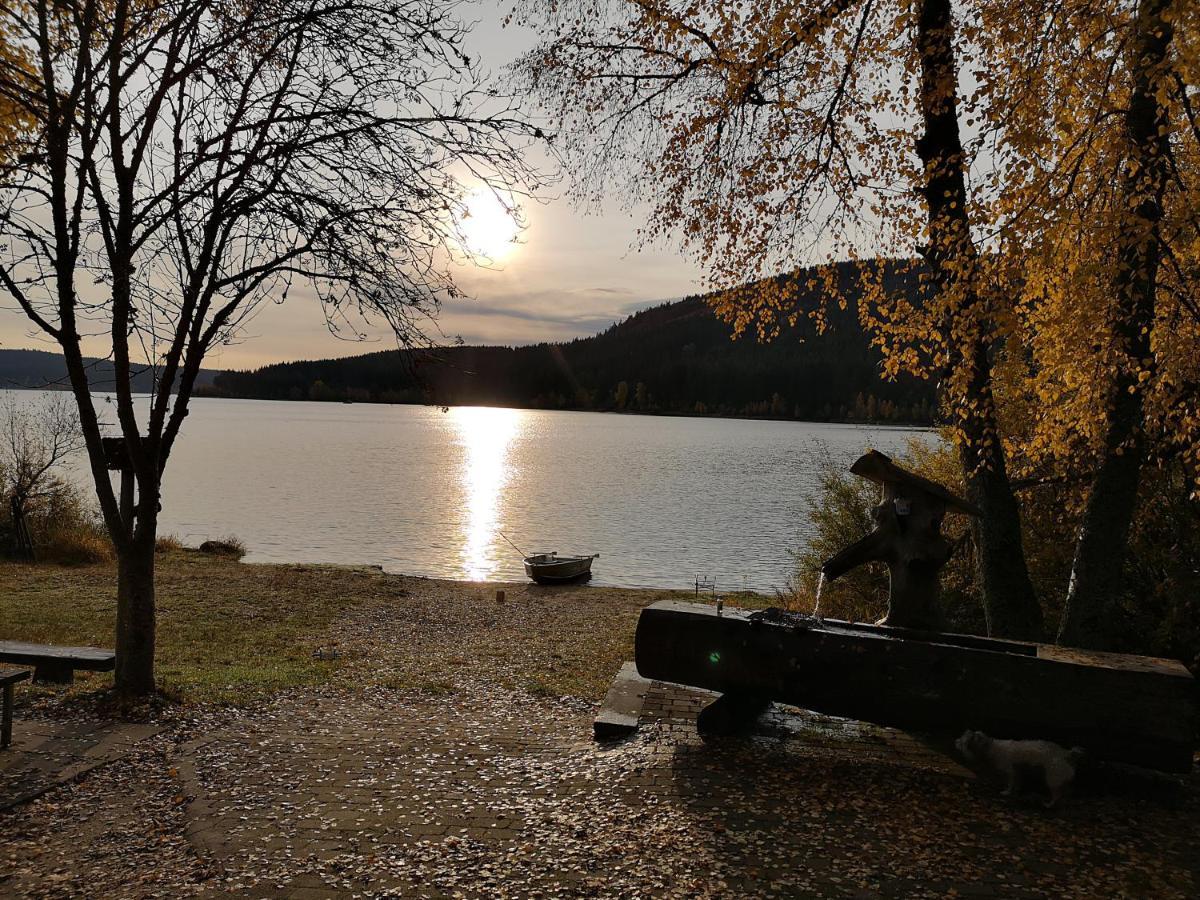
[708,651,721,664]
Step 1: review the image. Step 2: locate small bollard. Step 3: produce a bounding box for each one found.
[716,598,723,616]
[496,589,505,602]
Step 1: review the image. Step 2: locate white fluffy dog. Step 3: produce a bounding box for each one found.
[956,729,1085,807]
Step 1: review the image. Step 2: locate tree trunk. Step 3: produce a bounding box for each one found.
[114,537,156,695]
[961,421,1043,641]
[957,338,1043,640]
[915,0,1043,640]
[1058,0,1173,649]
[114,467,158,696]
[9,494,34,561]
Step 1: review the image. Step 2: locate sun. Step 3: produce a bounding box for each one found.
[456,188,521,262]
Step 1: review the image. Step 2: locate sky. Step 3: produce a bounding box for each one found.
[0,2,705,372]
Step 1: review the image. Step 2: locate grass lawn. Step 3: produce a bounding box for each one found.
[1,549,393,704]
[1,549,772,706]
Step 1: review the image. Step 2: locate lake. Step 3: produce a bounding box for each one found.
[6,391,933,592]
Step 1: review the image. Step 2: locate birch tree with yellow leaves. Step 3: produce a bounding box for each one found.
[0,12,31,157]
[518,0,1045,639]
[519,0,1198,647]
[977,0,1198,647]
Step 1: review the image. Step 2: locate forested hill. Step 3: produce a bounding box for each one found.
[0,348,219,393]
[207,261,937,424]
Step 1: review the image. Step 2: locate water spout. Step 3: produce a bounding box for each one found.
[820,527,890,583]
[812,571,826,623]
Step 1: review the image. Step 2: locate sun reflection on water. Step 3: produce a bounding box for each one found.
[452,406,521,581]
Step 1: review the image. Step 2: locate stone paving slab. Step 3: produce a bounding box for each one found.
[593,661,650,739]
[0,718,162,811]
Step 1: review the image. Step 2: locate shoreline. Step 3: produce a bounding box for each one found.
[3,381,938,429]
[191,391,939,430]
[4,551,1197,899]
[236,556,780,597]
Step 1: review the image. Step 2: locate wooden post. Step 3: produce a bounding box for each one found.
[696,692,771,737]
[33,660,74,685]
[103,436,135,532]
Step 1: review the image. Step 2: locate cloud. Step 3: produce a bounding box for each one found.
[436,287,656,345]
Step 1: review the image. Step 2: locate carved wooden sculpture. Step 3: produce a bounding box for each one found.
[820,450,981,629]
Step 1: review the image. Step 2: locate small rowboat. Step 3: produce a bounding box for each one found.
[523,552,598,584]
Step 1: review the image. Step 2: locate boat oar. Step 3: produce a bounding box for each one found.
[499,532,529,558]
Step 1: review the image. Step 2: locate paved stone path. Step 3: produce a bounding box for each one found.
[153,677,1195,899]
[0,717,161,811]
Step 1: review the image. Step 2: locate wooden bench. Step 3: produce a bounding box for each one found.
[0,641,116,684]
[1,667,31,748]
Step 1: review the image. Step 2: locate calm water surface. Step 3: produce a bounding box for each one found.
[10,392,932,592]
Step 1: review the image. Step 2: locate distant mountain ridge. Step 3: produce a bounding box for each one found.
[0,348,220,393]
[207,260,937,425]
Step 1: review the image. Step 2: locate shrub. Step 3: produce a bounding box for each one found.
[199,536,247,559]
[155,533,184,553]
[38,522,114,566]
[1110,467,1200,668]
[792,445,886,623]
[1,476,113,565]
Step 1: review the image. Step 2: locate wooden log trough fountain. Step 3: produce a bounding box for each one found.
[633,602,1195,772]
[616,451,1196,773]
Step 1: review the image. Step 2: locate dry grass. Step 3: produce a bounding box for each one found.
[154,533,184,553]
[0,550,770,707]
[2,480,114,566]
[35,525,114,566]
[1,549,389,704]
